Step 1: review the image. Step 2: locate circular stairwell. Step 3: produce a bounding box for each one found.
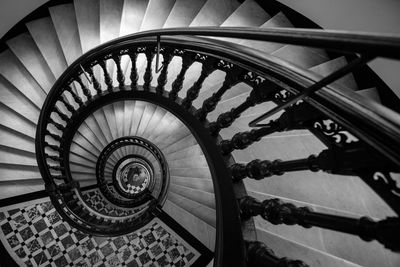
[0,0,400,266]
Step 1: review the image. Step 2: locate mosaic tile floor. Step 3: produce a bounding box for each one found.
[82,190,143,217]
[0,197,200,266]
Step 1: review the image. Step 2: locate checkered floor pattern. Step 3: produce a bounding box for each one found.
[123,180,148,195]
[0,198,200,266]
[82,190,143,217]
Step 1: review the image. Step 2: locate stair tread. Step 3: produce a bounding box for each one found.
[49,3,83,65]
[0,128,35,153]
[272,45,330,69]
[7,33,56,93]
[140,0,176,31]
[171,176,214,193]
[190,0,240,26]
[163,200,215,250]
[26,17,68,78]
[0,105,36,138]
[141,106,167,139]
[256,227,362,267]
[0,76,40,124]
[309,56,358,90]
[164,0,207,28]
[170,183,215,209]
[167,191,216,227]
[169,167,211,179]
[0,148,36,166]
[221,0,270,27]
[120,0,149,36]
[99,0,124,43]
[74,0,101,53]
[239,12,293,53]
[357,87,381,102]
[0,50,46,109]
[166,144,203,160]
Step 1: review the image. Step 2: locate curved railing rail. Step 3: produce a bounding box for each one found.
[36,27,400,266]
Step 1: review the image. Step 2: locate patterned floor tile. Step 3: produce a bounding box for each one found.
[0,198,200,266]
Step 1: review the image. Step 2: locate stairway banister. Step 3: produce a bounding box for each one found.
[104,27,400,59]
[36,31,400,267]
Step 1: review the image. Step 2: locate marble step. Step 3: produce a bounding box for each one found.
[309,56,358,90]
[7,33,56,93]
[162,134,198,155]
[167,190,216,228]
[165,144,204,161]
[120,0,149,36]
[256,227,361,267]
[140,0,176,31]
[163,199,216,250]
[0,76,39,129]
[170,176,214,193]
[0,127,35,154]
[239,12,293,53]
[169,183,215,209]
[26,17,68,79]
[0,164,41,182]
[357,87,381,102]
[74,0,100,53]
[0,104,36,139]
[164,0,207,28]
[272,45,330,69]
[190,0,240,26]
[169,167,211,180]
[221,0,270,27]
[49,4,83,66]
[99,0,124,43]
[0,50,45,111]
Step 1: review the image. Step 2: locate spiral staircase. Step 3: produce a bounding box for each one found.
[0,0,400,266]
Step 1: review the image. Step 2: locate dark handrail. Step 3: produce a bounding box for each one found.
[105,27,400,59]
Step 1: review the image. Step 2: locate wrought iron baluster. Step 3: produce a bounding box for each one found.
[52,107,69,122]
[169,52,196,101]
[143,48,155,91]
[155,50,173,95]
[239,196,400,251]
[45,130,63,143]
[112,54,125,89]
[220,103,320,154]
[208,80,278,136]
[58,96,75,114]
[246,240,309,267]
[128,51,139,90]
[49,165,64,172]
[195,65,245,121]
[230,147,395,181]
[65,85,83,106]
[99,60,113,92]
[48,119,65,131]
[45,142,63,153]
[86,66,102,94]
[181,57,217,110]
[45,154,62,162]
[75,75,92,101]
[220,121,282,155]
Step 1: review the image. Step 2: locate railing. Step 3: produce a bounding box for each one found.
[36,27,400,266]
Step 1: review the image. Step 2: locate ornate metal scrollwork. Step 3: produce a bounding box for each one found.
[313,119,359,145]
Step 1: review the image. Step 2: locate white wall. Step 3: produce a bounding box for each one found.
[277,0,400,98]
